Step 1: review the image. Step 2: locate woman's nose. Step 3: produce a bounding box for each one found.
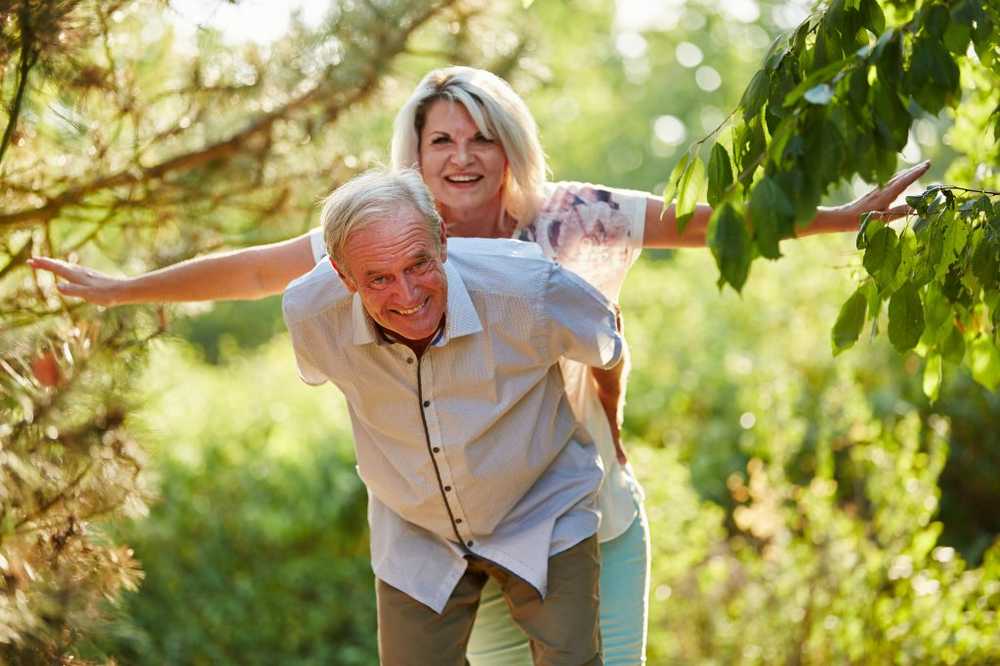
[451,141,472,165]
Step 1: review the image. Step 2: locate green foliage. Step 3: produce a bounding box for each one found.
[0,0,525,659]
[622,242,1000,664]
[78,341,376,665]
[838,187,1000,394]
[673,0,999,291]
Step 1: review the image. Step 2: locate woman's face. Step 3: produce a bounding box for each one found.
[418,99,508,218]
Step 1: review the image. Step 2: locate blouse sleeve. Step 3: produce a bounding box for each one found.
[516,182,647,301]
[308,227,326,263]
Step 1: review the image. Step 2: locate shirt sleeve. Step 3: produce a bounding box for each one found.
[286,317,330,386]
[542,261,623,370]
[308,227,326,262]
[521,182,647,301]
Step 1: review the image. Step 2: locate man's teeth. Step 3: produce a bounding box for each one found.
[396,303,424,315]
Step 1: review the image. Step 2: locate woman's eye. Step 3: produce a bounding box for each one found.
[430,136,450,145]
[474,134,493,143]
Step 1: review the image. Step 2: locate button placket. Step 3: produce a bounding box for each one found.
[418,351,472,545]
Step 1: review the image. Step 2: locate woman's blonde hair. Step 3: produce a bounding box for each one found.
[390,66,548,226]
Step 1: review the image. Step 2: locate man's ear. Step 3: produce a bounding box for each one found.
[438,223,448,263]
[329,257,357,292]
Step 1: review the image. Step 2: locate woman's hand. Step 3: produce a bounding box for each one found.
[28,257,126,306]
[809,160,931,234]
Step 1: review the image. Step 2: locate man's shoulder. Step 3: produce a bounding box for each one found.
[447,237,553,297]
[282,259,351,325]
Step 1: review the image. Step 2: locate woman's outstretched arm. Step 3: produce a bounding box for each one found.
[29,232,317,306]
[643,160,931,249]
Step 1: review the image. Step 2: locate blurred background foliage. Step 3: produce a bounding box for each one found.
[2,0,998,663]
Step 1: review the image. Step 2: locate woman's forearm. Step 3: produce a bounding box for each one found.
[30,232,317,306]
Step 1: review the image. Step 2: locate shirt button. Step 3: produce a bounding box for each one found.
[467,541,474,548]
[432,447,440,453]
[444,485,452,491]
[455,518,462,524]
[423,400,430,407]
[407,357,414,364]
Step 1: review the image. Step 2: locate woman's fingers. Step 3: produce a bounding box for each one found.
[28,256,87,283]
[29,256,118,304]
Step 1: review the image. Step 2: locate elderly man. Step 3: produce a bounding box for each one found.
[282,169,622,666]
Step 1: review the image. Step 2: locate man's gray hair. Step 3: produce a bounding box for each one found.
[320,168,444,267]
[390,66,548,227]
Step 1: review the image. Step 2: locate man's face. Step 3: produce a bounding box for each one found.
[335,207,448,346]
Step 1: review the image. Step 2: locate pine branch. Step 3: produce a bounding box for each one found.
[0,0,459,231]
[0,5,40,168]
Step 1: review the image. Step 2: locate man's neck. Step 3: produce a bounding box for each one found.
[380,317,446,357]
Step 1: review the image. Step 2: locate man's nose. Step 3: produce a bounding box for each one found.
[394,275,419,303]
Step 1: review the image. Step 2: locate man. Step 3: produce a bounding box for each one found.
[282,169,623,665]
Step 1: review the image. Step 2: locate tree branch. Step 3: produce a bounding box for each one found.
[0,0,459,232]
[0,6,40,168]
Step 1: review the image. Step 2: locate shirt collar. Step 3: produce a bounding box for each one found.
[350,259,483,347]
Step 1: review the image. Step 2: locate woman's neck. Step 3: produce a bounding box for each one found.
[440,200,514,239]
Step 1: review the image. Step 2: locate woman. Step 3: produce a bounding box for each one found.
[30,67,928,665]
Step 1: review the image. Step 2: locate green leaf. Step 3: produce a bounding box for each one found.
[662,154,691,209]
[804,83,834,105]
[943,21,971,54]
[832,288,868,355]
[971,235,999,291]
[676,155,706,233]
[907,36,961,113]
[873,80,911,152]
[863,226,896,275]
[707,202,753,292]
[707,143,734,207]
[748,176,795,259]
[783,57,851,107]
[935,216,970,280]
[856,215,885,249]
[969,335,1000,391]
[941,324,966,364]
[888,282,925,352]
[920,283,953,347]
[923,4,950,39]
[860,0,885,35]
[740,70,769,121]
[922,353,943,402]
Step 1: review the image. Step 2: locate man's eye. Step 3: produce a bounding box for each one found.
[370,276,387,287]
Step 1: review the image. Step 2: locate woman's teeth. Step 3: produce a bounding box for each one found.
[446,175,481,183]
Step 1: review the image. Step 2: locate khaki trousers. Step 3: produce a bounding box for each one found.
[376,535,602,666]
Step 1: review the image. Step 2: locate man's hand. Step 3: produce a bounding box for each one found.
[28,257,124,306]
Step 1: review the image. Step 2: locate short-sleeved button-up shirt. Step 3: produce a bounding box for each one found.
[283,237,623,611]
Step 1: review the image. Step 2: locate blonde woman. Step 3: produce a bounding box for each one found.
[31,67,927,665]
